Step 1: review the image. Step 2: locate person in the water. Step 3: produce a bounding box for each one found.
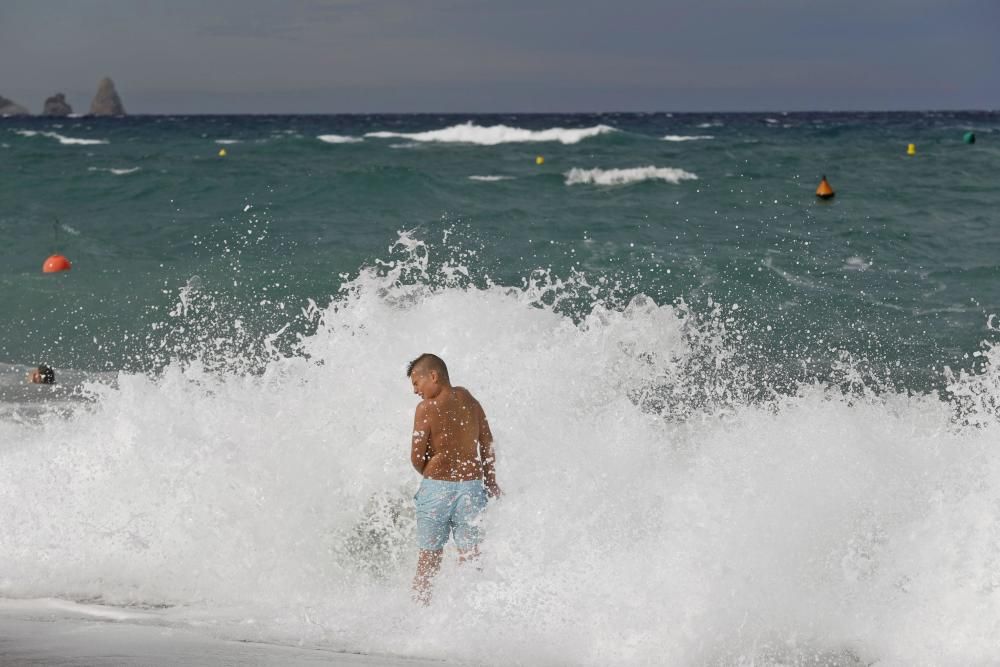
[26,364,56,385]
[406,353,501,605]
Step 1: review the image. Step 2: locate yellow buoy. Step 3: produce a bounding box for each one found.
[535,155,544,165]
[218,148,227,157]
[906,143,916,156]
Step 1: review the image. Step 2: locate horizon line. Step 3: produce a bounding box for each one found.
[3,108,998,118]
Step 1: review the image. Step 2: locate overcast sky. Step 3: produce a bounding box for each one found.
[1,0,997,114]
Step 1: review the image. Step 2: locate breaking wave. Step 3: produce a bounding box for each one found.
[662,134,714,142]
[317,134,364,144]
[565,166,698,186]
[2,230,1000,664]
[14,130,108,146]
[365,122,616,145]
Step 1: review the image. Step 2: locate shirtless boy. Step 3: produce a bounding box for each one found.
[407,353,500,604]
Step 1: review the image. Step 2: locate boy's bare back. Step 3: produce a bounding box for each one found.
[412,387,490,481]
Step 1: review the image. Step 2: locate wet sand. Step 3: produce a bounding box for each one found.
[0,600,449,667]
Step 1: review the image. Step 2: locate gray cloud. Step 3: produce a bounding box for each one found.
[0,0,995,112]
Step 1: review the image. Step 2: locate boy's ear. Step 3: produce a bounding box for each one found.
[429,370,439,383]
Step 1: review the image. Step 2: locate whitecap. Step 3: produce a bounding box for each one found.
[16,130,107,145]
[844,256,872,272]
[696,122,723,128]
[662,135,715,142]
[317,134,363,144]
[365,122,616,145]
[468,175,514,182]
[87,166,140,176]
[564,166,698,186]
[214,139,241,145]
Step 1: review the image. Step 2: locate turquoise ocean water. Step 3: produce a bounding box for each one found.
[2,113,998,386]
[2,113,1000,664]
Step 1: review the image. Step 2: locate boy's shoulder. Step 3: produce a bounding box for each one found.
[453,386,477,401]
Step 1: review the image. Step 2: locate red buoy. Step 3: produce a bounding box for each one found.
[815,175,835,200]
[42,254,72,273]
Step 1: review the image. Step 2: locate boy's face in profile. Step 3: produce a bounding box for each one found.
[26,369,42,384]
[411,370,442,400]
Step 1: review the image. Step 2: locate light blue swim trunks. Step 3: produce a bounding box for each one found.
[414,478,488,551]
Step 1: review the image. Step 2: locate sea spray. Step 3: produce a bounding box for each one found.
[1,231,1000,664]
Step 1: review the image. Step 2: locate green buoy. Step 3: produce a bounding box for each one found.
[963,131,976,144]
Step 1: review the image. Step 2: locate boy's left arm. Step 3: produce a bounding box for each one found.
[477,401,501,498]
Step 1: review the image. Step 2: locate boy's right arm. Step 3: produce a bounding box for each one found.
[411,401,431,475]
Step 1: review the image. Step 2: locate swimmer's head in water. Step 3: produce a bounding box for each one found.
[28,364,56,384]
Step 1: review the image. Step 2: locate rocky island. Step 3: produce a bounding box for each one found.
[43,93,73,116]
[89,77,126,116]
[0,96,30,116]
[1,77,128,117]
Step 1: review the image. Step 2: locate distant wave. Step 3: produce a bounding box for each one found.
[214,139,241,145]
[365,122,616,145]
[317,134,363,144]
[468,175,514,182]
[88,166,140,176]
[696,122,723,128]
[662,135,714,142]
[16,130,108,145]
[843,256,872,272]
[565,166,698,186]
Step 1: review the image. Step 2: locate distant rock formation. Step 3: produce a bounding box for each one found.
[88,77,126,116]
[0,95,31,116]
[43,93,73,116]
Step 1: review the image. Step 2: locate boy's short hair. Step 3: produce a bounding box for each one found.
[37,364,55,384]
[407,353,449,382]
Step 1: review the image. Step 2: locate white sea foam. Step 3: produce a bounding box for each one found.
[366,122,616,145]
[317,134,363,144]
[696,122,723,128]
[15,130,108,145]
[1,232,999,664]
[661,134,714,142]
[87,166,140,176]
[468,175,513,182]
[214,139,241,145]
[844,256,872,271]
[565,166,698,186]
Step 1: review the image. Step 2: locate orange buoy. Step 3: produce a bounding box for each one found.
[815,175,835,200]
[42,254,72,273]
